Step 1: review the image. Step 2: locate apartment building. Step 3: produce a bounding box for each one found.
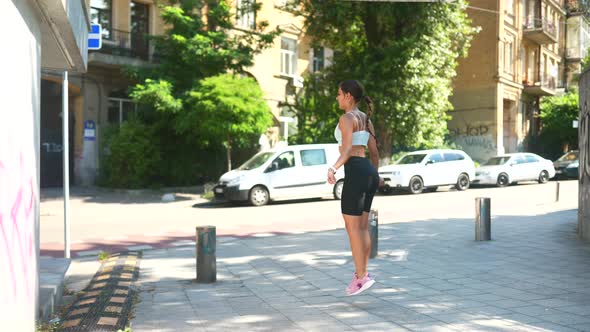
[39,0,320,186]
[450,0,567,162]
[565,0,590,83]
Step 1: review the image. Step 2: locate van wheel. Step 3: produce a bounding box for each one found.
[455,173,470,191]
[333,180,344,200]
[249,186,269,206]
[497,173,510,187]
[408,176,424,194]
[538,170,549,184]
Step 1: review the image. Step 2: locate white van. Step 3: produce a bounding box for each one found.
[213,144,345,206]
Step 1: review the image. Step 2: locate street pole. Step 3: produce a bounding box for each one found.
[63,71,70,259]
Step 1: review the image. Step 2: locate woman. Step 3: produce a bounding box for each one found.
[327,80,381,296]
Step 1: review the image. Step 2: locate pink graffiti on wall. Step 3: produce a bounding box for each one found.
[0,136,37,308]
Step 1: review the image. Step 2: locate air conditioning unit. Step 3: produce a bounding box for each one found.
[291,75,304,88]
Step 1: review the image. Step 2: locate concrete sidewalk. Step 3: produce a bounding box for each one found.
[130,207,590,332]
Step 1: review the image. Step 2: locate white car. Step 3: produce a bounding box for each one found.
[378,149,476,194]
[473,153,555,187]
[213,144,344,206]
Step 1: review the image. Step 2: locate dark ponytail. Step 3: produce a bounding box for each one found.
[363,95,377,143]
[339,80,378,144]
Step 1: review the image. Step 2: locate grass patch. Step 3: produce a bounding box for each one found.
[98,251,110,261]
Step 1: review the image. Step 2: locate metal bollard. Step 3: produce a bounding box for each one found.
[369,209,378,258]
[196,226,216,283]
[555,181,560,202]
[475,198,491,241]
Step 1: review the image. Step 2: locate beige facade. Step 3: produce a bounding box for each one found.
[450,0,567,162]
[235,1,321,145]
[44,0,317,186]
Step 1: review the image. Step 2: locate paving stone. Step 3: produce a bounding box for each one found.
[97,317,118,326]
[62,319,81,328]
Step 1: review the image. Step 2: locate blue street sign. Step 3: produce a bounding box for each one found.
[84,120,96,141]
[88,24,102,50]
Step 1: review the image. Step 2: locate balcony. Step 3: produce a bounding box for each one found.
[88,29,153,67]
[37,0,90,72]
[523,76,557,96]
[523,16,558,44]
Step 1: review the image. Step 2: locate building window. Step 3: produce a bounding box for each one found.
[131,1,150,59]
[504,36,514,74]
[505,0,514,16]
[520,45,526,78]
[90,0,112,40]
[312,47,325,72]
[281,37,297,77]
[108,98,137,125]
[236,0,256,29]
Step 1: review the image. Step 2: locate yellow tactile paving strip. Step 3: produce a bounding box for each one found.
[60,251,140,332]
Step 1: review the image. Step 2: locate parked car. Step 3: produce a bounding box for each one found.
[213,144,344,206]
[473,153,555,187]
[554,150,579,179]
[378,149,475,194]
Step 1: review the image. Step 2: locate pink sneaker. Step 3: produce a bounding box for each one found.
[346,272,375,296]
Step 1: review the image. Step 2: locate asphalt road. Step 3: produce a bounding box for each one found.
[40,180,578,254]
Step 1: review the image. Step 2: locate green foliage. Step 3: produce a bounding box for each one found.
[98,251,109,261]
[179,74,274,148]
[99,120,161,189]
[287,1,477,159]
[98,0,280,187]
[529,91,580,160]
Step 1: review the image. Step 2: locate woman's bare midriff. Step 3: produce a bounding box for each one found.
[340,145,367,158]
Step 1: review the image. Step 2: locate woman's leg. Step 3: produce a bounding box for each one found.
[343,213,369,277]
[361,211,371,268]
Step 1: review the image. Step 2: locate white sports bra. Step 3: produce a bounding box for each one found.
[334,110,371,147]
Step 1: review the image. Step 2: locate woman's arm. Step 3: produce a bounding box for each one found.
[367,120,379,169]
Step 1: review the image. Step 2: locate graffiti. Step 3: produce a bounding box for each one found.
[449,124,490,137]
[451,134,497,163]
[42,142,63,153]
[0,139,37,311]
[579,73,590,239]
[580,101,590,184]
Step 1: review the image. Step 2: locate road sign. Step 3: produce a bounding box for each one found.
[88,24,102,50]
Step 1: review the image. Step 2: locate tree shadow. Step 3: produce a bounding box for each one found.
[113,208,590,331]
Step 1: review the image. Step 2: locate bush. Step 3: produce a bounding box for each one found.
[99,120,161,188]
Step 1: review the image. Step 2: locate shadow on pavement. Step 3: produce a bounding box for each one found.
[192,197,327,209]
[41,187,196,204]
[129,208,589,331]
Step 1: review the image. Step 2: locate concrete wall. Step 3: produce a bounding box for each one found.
[449,0,500,162]
[0,0,42,329]
[579,69,590,240]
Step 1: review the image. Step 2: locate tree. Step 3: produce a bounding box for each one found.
[177,74,274,171]
[126,0,279,179]
[537,91,579,158]
[285,1,477,161]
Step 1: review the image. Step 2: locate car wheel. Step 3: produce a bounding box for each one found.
[408,176,424,194]
[496,173,510,187]
[249,186,269,206]
[455,173,470,191]
[538,170,549,184]
[333,180,344,200]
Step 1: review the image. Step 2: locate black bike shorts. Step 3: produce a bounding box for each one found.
[341,156,379,216]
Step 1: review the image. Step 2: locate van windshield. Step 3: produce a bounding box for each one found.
[397,154,426,164]
[238,152,275,170]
